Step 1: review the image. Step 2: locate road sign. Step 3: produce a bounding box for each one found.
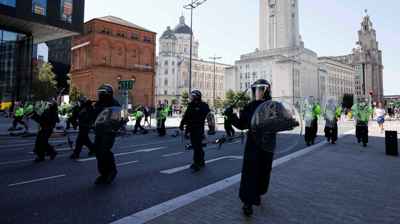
[119,79,135,90]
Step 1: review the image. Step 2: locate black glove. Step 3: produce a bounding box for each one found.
[179,123,184,131]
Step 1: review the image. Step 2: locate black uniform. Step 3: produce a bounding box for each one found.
[230,100,275,207]
[66,104,80,130]
[356,121,369,145]
[32,103,60,162]
[305,118,318,145]
[93,99,120,183]
[223,113,235,137]
[71,102,95,158]
[180,101,210,168]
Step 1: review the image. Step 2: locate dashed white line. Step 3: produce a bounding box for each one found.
[118,140,177,150]
[77,147,166,162]
[160,156,243,174]
[8,174,66,187]
[162,152,184,157]
[117,160,139,167]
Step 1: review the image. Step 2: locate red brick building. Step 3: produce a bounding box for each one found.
[70,16,156,106]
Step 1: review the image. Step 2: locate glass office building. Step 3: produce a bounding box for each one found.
[0,30,32,101]
[0,0,83,102]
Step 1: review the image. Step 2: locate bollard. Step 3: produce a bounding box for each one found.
[385,131,398,156]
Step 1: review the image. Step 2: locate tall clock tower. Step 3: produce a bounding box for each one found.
[259,0,301,50]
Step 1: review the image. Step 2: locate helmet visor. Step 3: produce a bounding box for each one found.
[252,84,268,100]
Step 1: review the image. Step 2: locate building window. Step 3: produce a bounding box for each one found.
[131,33,139,40]
[60,0,73,23]
[143,36,152,43]
[164,90,168,95]
[32,0,47,16]
[0,0,16,7]
[172,61,175,66]
[164,69,168,75]
[164,60,168,66]
[164,79,168,86]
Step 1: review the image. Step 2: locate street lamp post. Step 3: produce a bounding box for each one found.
[209,55,222,108]
[184,0,207,94]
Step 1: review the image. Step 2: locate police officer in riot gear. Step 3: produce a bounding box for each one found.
[93,84,121,185]
[224,79,275,216]
[179,90,210,172]
[70,97,95,159]
[352,98,373,147]
[32,101,60,162]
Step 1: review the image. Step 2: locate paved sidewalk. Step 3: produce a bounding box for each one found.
[142,133,400,224]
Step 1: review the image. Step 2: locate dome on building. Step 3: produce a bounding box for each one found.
[161,26,177,40]
[173,16,192,34]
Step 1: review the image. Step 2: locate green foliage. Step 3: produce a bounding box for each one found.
[222,90,250,109]
[31,62,58,101]
[69,85,83,103]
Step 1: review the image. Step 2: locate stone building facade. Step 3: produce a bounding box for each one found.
[235,0,319,105]
[318,57,356,104]
[70,16,156,106]
[330,12,384,103]
[156,16,230,106]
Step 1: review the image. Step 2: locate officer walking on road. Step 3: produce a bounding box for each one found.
[132,106,146,134]
[93,84,121,185]
[324,97,342,144]
[224,79,290,216]
[304,96,321,146]
[179,90,210,172]
[156,104,168,137]
[31,101,60,162]
[70,97,95,159]
[352,98,373,147]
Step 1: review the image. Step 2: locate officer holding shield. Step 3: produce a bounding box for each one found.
[93,84,122,185]
[225,79,278,216]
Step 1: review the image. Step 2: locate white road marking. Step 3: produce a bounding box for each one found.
[0,158,35,166]
[117,160,139,167]
[0,154,70,166]
[118,139,177,150]
[8,174,66,187]
[160,156,243,174]
[162,152,184,157]
[28,147,72,154]
[77,147,166,162]
[1,140,66,148]
[110,129,356,224]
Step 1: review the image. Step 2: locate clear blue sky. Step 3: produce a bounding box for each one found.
[83,0,399,95]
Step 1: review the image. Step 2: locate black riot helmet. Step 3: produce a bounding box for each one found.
[251,79,271,101]
[190,89,202,102]
[97,84,114,103]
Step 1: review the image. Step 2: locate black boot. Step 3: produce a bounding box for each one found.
[190,164,200,172]
[34,157,45,163]
[242,204,253,216]
[94,175,107,185]
[105,170,117,184]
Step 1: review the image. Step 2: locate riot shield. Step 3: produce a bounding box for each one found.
[95,106,123,133]
[250,100,301,152]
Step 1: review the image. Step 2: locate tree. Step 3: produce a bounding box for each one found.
[222,90,250,109]
[223,90,236,108]
[214,97,224,111]
[181,91,189,108]
[69,85,83,103]
[31,62,58,101]
[234,91,250,109]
